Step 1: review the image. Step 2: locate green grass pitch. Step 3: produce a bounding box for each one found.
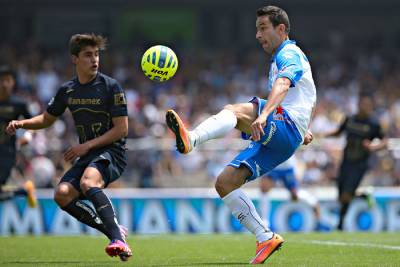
[1,233,400,266]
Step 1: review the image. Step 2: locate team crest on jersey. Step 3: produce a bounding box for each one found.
[114,93,127,105]
[273,106,285,121]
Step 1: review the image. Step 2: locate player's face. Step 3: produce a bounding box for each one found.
[73,46,99,78]
[256,16,285,55]
[0,74,15,99]
[358,97,373,116]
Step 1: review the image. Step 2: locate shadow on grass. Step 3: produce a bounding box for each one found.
[152,262,248,266]
[1,261,114,267]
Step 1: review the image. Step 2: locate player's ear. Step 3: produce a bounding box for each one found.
[278,24,286,35]
[71,55,78,65]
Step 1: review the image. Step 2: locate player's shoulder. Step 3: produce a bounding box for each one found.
[275,41,303,62]
[58,79,76,94]
[367,115,381,127]
[97,72,120,87]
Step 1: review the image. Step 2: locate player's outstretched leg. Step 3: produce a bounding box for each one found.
[166,108,237,154]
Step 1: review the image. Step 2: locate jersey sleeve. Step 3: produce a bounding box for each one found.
[373,123,385,139]
[337,117,348,134]
[276,48,304,87]
[46,87,67,117]
[21,103,32,119]
[110,81,128,117]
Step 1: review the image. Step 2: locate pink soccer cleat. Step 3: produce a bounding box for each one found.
[105,239,132,261]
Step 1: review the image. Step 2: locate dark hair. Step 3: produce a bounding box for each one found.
[0,65,16,79]
[69,33,107,56]
[256,6,290,34]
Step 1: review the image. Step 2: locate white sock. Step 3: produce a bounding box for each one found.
[190,109,237,147]
[223,189,273,242]
[297,189,318,208]
[259,193,271,228]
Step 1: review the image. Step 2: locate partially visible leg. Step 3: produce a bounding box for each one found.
[337,192,353,231]
[54,181,111,239]
[337,163,367,231]
[0,163,36,207]
[259,176,274,223]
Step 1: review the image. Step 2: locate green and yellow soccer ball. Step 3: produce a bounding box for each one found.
[141,45,178,82]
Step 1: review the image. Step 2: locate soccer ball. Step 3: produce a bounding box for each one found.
[141,45,178,82]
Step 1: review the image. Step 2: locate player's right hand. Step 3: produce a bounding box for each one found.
[251,115,267,142]
[6,120,23,135]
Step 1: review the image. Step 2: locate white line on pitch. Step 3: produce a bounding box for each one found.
[306,240,400,251]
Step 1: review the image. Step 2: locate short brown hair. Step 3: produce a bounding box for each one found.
[69,33,107,56]
[256,6,290,34]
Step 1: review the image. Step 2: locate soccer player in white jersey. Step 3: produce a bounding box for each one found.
[166,5,316,264]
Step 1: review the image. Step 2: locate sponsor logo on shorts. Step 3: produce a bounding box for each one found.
[262,121,276,146]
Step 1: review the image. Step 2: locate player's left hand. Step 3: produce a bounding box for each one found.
[303,129,313,145]
[64,143,91,162]
[362,139,374,152]
[251,115,267,141]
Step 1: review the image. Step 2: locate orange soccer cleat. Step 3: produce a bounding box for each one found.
[24,180,37,208]
[166,109,193,154]
[249,233,284,264]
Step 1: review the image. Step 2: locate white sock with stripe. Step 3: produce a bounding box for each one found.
[190,109,237,148]
[223,188,273,242]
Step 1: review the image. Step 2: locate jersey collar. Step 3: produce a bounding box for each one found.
[271,39,296,62]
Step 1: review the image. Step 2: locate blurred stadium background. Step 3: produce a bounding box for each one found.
[1,0,400,242]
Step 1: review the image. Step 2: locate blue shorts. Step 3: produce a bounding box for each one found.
[59,150,125,193]
[265,168,298,191]
[228,97,302,181]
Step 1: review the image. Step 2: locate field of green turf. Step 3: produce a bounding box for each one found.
[1,233,400,266]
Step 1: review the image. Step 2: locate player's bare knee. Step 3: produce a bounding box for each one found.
[215,175,240,198]
[223,104,235,112]
[215,175,229,197]
[224,104,243,120]
[54,183,74,207]
[80,175,103,194]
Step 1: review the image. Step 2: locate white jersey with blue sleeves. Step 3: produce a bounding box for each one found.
[268,40,316,140]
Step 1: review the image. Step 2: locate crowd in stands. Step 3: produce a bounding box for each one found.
[2,38,400,189]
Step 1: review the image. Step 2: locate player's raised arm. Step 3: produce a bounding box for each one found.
[6,111,57,135]
[251,77,291,141]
